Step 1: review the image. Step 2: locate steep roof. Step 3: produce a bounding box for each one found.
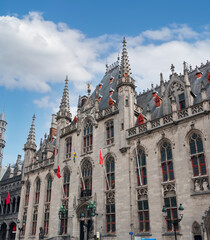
[136,62,210,120]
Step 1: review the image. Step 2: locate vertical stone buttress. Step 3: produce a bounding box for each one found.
[0,110,7,176]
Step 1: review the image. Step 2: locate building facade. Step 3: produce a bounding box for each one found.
[0,110,23,240]
[17,38,210,240]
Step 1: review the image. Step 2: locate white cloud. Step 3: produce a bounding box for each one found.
[1,12,210,99]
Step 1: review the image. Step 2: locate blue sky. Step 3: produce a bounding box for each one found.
[0,0,210,166]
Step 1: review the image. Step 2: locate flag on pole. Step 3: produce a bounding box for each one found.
[73,149,77,163]
[6,192,10,205]
[57,165,61,178]
[99,150,103,165]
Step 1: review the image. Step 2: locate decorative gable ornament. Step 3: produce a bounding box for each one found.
[207,71,210,86]
[137,113,145,125]
[73,116,78,123]
[195,66,202,79]
[99,83,103,90]
[108,97,116,106]
[109,88,114,96]
[98,95,102,102]
[110,76,114,84]
[154,95,161,107]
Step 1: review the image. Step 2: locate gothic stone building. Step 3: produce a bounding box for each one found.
[0,110,23,240]
[17,38,210,240]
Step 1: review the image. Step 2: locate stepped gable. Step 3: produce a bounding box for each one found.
[136,61,210,121]
[91,65,120,111]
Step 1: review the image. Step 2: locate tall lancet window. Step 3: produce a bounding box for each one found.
[190,133,207,176]
[46,176,52,202]
[83,120,93,153]
[63,170,70,198]
[106,156,116,233]
[81,160,92,197]
[161,142,174,182]
[25,183,30,206]
[136,148,147,186]
[35,179,41,205]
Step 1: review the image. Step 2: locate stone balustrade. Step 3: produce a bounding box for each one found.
[97,104,119,120]
[127,100,210,138]
[25,158,54,174]
[61,123,77,137]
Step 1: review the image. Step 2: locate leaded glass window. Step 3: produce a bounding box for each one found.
[161,142,174,181]
[136,149,147,186]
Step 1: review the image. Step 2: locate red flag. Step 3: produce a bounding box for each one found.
[12,225,16,232]
[99,150,103,165]
[57,166,61,178]
[6,192,10,205]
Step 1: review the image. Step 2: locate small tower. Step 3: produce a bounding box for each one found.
[116,38,136,150]
[57,76,72,125]
[24,115,37,166]
[0,109,7,175]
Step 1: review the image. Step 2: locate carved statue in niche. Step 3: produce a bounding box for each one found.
[194,180,201,192]
[202,179,208,191]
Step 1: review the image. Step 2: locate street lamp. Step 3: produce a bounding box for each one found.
[58,205,67,236]
[81,201,97,240]
[17,219,26,240]
[162,203,184,240]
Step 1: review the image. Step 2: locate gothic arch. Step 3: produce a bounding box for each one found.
[34,176,41,187]
[192,221,201,235]
[62,165,72,175]
[104,151,117,163]
[80,157,95,169]
[81,115,97,128]
[131,141,149,158]
[44,171,54,181]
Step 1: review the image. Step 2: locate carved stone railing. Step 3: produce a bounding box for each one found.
[97,104,119,120]
[61,123,77,137]
[127,100,209,139]
[25,158,54,174]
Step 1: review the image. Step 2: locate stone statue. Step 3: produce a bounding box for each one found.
[195,180,200,192]
[39,227,44,239]
[203,179,208,191]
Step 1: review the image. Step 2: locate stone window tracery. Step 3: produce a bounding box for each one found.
[65,137,72,159]
[160,142,174,182]
[106,120,114,145]
[25,182,30,206]
[83,120,93,153]
[32,210,38,235]
[46,176,52,202]
[35,179,41,205]
[136,148,147,186]
[164,195,178,232]
[81,160,92,197]
[63,170,70,198]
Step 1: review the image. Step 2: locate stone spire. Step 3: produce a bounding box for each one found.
[183,61,190,86]
[119,37,131,78]
[57,76,72,122]
[59,76,70,113]
[24,115,36,151]
[116,37,135,92]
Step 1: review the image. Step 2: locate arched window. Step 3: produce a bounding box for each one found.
[63,170,70,198]
[46,176,52,202]
[83,120,93,153]
[25,183,30,206]
[161,142,174,182]
[81,160,92,197]
[44,209,50,236]
[32,210,38,235]
[164,194,178,232]
[35,179,41,204]
[106,157,116,233]
[106,157,115,190]
[136,149,147,186]
[189,133,207,176]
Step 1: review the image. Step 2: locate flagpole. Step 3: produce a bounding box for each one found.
[135,141,142,186]
[103,163,111,190]
[79,164,86,190]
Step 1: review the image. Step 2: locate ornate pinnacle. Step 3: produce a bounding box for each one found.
[59,76,70,113]
[26,114,36,144]
[170,64,175,74]
[120,37,131,78]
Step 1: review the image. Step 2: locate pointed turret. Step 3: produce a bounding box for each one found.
[160,73,165,96]
[116,37,135,92]
[183,62,190,86]
[119,37,131,78]
[24,114,36,151]
[57,76,72,122]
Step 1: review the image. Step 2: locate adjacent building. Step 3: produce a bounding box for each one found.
[17,38,210,240]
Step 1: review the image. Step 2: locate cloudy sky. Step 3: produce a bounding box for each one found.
[0,0,210,166]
